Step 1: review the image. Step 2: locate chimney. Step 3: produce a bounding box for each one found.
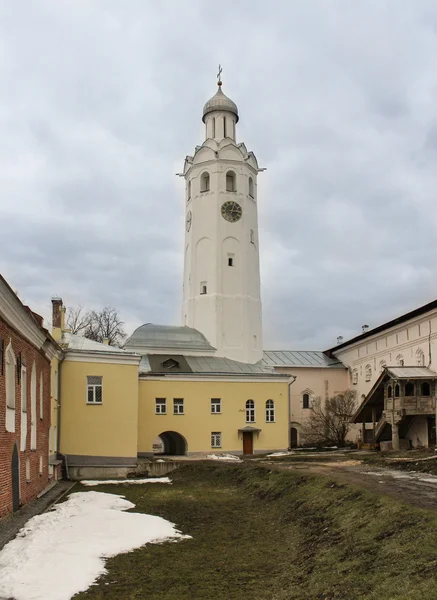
[52,298,63,328]
[362,324,369,333]
[336,336,343,345]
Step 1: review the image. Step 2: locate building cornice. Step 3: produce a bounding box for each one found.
[139,374,290,383]
[64,350,141,366]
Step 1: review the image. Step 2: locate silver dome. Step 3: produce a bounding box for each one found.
[202,85,239,123]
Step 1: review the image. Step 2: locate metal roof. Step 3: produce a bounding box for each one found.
[139,353,288,377]
[385,366,437,380]
[62,332,136,355]
[125,324,215,352]
[262,350,344,369]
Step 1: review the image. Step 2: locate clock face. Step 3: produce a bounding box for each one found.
[186,210,192,232]
[221,201,242,223]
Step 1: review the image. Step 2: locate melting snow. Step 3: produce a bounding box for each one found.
[0,491,190,600]
[207,453,241,461]
[266,451,293,457]
[81,477,172,486]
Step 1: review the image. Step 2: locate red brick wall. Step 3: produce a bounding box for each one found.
[0,317,52,518]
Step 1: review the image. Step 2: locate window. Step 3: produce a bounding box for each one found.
[352,369,358,385]
[39,375,43,420]
[228,254,234,267]
[246,399,255,423]
[5,341,16,432]
[387,385,392,398]
[266,399,275,422]
[162,358,179,370]
[395,384,400,397]
[223,116,227,138]
[226,171,236,192]
[249,177,254,198]
[416,348,425,367]
[30,362,37,450]
[87,376,102,404]
[211,398,221,414]
[211,432,221,448]
[200,172,210,192]
[187,180,191,201]
[405,382,415,397]
[20,364,27,452]
[26,457,31,483]
[173,398,184,415]
[422,382,431,397]
[200,282,207,295]
[212,117,216,138]
[396,355,404,367]
[365,365,372,382]
[155,398,167,414]
[302,393,310,409]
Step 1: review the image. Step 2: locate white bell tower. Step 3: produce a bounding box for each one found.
[181,72,263,364]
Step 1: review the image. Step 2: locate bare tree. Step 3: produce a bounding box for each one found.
[300,390,357,447]
[66,306,92,335]
[83,307,126,347]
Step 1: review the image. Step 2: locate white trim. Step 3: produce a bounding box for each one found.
[65,351,141,366]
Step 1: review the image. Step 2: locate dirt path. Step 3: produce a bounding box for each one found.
[263,458,437,511]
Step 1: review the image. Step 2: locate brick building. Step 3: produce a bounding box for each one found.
[0,275,61,518]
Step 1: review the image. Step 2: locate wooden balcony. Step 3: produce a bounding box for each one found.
[385,396,435,415]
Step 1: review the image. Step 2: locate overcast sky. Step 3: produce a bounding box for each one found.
[1,0,437,350]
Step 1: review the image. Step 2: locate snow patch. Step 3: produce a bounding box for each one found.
[266,451,293,457]
[207,453,241,461]
[81,477,172,486]
[0,491,190,600]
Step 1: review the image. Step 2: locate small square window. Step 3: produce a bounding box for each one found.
[155,398,167,414]
[174,398,184,415]
[87,376,102,404]
[211,432,221,448]
[211,398,221,414]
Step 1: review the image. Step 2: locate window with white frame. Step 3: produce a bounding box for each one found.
[87,376,102,404]
[200,172,210,192]
[211,431,221,448]
[173,398,184,415]
[211,398,221,414]
[365,364,372,382]
[5,341,16,432]
[39,455,43,475]
[155,398,166,414]
[246,399,255,423]
[30,362,37,450]
[352,369,358,385]
[20,364,27,452]
[265,399,275,422]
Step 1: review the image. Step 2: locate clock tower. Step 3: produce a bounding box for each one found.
[181,73,263,364]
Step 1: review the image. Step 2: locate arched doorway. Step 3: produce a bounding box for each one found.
[156,431,187,456]
[290,427,298,448]
[11,443,20,512]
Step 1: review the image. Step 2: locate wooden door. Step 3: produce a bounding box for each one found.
[290,427,298,448]
[11,444,20,512]
[243,432,253,455]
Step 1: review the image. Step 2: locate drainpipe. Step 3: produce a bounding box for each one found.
[288,376,297,448]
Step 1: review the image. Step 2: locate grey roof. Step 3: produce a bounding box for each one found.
[62,332,136,355]
[125,324,215,353]
[385,366,437,380]
[202,85,239,123]
[262,350,345,369]
[139,353,288,377]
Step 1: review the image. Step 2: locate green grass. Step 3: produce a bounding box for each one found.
[73,462,437,600]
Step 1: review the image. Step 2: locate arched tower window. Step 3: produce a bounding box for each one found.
[226,171,236,192]
[265,400,275,422]
[5,341,16,433]
[416,348,425,367]
[248,177,254,198]
[246,399,255,423]
[223,116,227,138]
[302,392,312,409]
[200,172,210,192]
[365,365,372,382]
[352,369,358,385]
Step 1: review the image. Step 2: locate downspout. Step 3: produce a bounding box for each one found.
[288,375,297,448]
